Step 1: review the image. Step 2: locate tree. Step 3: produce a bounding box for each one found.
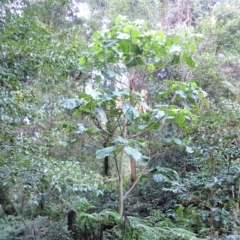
[62,17,207,215]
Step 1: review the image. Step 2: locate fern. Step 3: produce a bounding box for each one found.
[128,216,200,240]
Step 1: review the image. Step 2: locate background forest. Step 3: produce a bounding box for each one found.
[0,0,240,239]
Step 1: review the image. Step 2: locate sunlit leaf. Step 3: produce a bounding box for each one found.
[95,107,108,122]
[153,173,166,183]
[186,146,194,153]
[86,88,101,99]
[96,146,116,159]
[61,98,81,110]
[182,53,196,68]
[124,146,142,161]
[173,138,182,145]
[111,136,128,144]
[76,123,87,134]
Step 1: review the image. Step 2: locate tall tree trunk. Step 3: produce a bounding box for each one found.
[119,119,127,215]
[129,76,137,184]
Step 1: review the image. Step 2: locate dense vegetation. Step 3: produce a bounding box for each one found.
[0,0,240,239]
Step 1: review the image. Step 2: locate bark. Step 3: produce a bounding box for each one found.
[130,156,136,183]
[103,142,110,176]
[68,210,77,239]
[0,183,17,215]
[119,119,127,215]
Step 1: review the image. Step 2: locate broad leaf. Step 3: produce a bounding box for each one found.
[86,88,102,100]
[76,123,87,134]
[171,55,180,65]
[173,138,182,145]
[95,107,108,122]
[126,56,145,67]
[122,102,140,121]
[186,146,194,153]
[153,173,166,183]
[124,146,142,161]
[111,136,128,144]
[96,146,116,159]
[103,40,119,47]
[182,53,196,68]
[154,110,165,119]
[61,99,81,110]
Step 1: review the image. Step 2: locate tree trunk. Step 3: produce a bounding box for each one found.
[103,142,110,176]
[104,155,109,176]
[130,156,136,183]
[0,183,17,215]
[119,119,127,215]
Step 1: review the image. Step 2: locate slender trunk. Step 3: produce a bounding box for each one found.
[119,120,127,215]
[103,142,110,176]
[119,148,124,216]
[129,76,137,184]
[104,156,109,176]
[130,156,136,183]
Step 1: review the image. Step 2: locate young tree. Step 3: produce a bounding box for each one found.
[62,16,207,215]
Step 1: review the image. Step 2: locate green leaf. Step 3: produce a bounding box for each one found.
[122,102,140,121]
[86,88,101,100]
[103,40,119,47]
[186,146,194,153]
[117,33,130,39]
[113,90,129,97]
[171,55,180,65]
[95,107,108,122]
[106,70,117,78]
[119,39,131,53]
[173,138,182,145]
[155,60,164,68]
[175,90,187,99]
[126,56,145,67]
[152,121,161,130]
[153,173,166,183]
[131,29,139,44]
[111,136,128,144]
[139,101,151,110]
[182,53,196,68]
[96,146,116,159]
[147,64,155,72]
[76,123,87,134]
[124,146,142,161]
[79,56,86,65]
[61,98,81,110]
[169,45,181,53]
[132,44,143,55]
[154,110,165,119]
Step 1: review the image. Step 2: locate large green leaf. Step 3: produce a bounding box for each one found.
[96,146,116,159]
[182,52,196,68]
[94,107,108,122]
[111,136,129,144]
[61,98,81,110]
[122,102,140,121]
[153,173,166,183]
[86,88,102,100]
[124,146,142,161]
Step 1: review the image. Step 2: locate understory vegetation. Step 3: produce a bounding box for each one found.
[0,0,240,239]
